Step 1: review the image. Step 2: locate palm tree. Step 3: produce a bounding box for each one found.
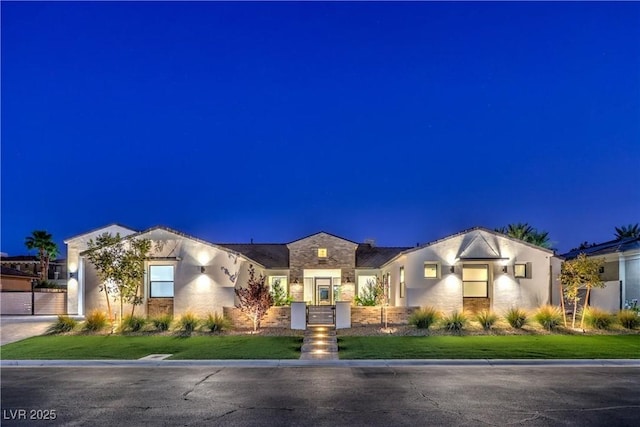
[25,230,58,282]
[614,224,640,240]
[495,223,551,248]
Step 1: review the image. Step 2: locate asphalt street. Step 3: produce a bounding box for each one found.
[2,366,639,426]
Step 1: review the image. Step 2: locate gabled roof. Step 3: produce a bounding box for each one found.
[1,266,38,278]
[217,244,289,269]
[560,236,640,260]
[64,223,137,243]
[356,244,411,268]
[457,233,506,260]
[287,231,359,246]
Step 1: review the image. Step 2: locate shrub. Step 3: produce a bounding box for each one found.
[534,305,563,331]
[203,312,231,332]
[409,307,440,329]
[505,307,528,329]
[354,278,384,306]
[475,310,498,331]
[618,309,640,329]
[443,311,468,333]
[83,310,109,331]
[151,314,173,332]
[178,312,199,333]
[47,315,78,334]
[120,315,147,332]
[583,307,613,329]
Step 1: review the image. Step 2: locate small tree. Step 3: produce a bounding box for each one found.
[559,253,605,328]
[270,278,292,306]
[235,265,273,331]
[354,277,385,306]
[85,233,152,324]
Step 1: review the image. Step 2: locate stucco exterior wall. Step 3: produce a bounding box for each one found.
[591,281,621,313]
[385,230,555,314]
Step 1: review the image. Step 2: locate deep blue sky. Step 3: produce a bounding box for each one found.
[2,1,639,256]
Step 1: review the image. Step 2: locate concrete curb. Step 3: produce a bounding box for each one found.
[2,359,639,368]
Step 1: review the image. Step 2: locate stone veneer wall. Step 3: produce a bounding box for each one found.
[224,306,291,329]
[148,298,174,317]
[351,306,419,326]
[287,233,358,287]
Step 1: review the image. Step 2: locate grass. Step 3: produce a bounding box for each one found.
[338,335,640,359]
[0,335,302,360]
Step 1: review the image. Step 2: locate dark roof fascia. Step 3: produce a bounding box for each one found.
[380,226,555,268]
[78,225,267,269]
[287,231,359,246]
[560,236,640,260]
[64,223,137,243]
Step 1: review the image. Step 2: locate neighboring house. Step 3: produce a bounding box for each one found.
[560,237,640,312]
[0,266,38,291]
[0,255,68,286]
[66,224,561,319]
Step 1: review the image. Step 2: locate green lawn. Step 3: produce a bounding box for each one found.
[338,335,640,359]
[0,335,302,360]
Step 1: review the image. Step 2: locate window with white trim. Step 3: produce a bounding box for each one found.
[399,266,405,298]
[514,263,527,278]
[268,276,288,291]
[462,264,488,297]
[424,262,440,279]
[149,265,174,297]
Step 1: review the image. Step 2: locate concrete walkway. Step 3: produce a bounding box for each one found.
[0,316,59,345]
[300,325,339,360]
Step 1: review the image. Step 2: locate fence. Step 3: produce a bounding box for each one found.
[0,290,67,315]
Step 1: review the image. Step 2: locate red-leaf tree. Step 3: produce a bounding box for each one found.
[235,265,273,332]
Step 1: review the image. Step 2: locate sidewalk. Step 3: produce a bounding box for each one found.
[2,359,639,368]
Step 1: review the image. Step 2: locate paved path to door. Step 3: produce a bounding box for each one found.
[2,366,638,426]
[0,316,57,345]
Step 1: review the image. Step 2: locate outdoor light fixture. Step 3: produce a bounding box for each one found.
[502,266,508,273]
[200,266,206,274]
[69,272,78,280]
[449,266,455,273]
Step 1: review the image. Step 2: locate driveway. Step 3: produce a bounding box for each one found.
[1,366,639,426]
[0,316,57,345]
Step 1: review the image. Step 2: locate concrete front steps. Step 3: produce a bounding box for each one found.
[300,325,338,360]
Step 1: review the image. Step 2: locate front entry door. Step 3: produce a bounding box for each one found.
[315,278,332,305]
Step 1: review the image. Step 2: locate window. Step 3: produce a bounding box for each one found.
[268,276,288,291]
[424,262,440,279]
[150,265,174,297]
[462,265,488,297]
[514,263,527,278]
[317,248,327,258]
[514,262,532,279]
[399,266,405,298]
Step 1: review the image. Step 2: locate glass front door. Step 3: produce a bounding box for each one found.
[315,278,332,305]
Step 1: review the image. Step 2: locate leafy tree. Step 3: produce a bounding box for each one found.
[354,277,385,306]
[495,223,551,248]
[85,233,153,324]
[559,253,605,328]
[235,265,273,331]
[25,230,59,282]
[614,224,640,239]
[270,278,292,306]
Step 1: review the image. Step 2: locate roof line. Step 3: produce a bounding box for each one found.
[63,223,137,243]
[287,231,359,245]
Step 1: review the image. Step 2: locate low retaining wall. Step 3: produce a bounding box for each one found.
[223,306,419,328]
[223,306,291,329]
[351,306,419,326]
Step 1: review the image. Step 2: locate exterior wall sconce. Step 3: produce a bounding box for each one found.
[449,266,455,274]
[69,272,78,280]
[200,266,206,274]
[343,276,352,283]
[502,266,508,273]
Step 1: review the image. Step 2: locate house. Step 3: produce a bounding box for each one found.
[0,255,68,286]
[0,266,38,292]
[559,236,640,312]
[65,224,561,322]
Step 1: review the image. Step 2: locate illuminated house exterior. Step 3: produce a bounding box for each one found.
[65,224,562,321]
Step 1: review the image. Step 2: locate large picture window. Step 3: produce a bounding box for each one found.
[268,276,288,291]
[424,262,440,279]
[462,265,488,297]
[150,265,174,297]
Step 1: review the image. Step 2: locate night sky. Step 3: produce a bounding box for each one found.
[2,1,639,256]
